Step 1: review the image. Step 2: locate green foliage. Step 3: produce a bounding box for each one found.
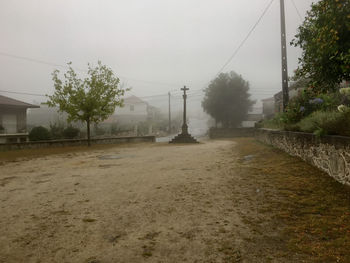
[298,110,350,136]
[291,0,350,92]
[93,123,106,136]
[47,61,128,145]
[49,122,65,140]
[259,114,285,130]
[202,71,255,128]
[63,126,80,139]
[29,126,51,141]
[110,123,119,135]
[280,89,342,125]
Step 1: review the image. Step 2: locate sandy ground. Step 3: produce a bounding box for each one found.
[0,140,250,263]
[2,139,349,262]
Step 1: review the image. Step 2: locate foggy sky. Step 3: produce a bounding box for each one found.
[0,0,316,107]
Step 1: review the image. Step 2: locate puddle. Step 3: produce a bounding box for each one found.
[243,155,255,161]
[98,154,135,160]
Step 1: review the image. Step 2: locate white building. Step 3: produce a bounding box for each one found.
[105,95,158,124]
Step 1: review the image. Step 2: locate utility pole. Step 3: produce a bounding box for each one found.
[168,92,171,134]
[280,0,289,111]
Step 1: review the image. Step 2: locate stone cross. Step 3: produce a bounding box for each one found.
[181,86,189,134]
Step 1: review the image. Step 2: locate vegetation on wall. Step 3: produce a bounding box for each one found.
[259,87,350,136]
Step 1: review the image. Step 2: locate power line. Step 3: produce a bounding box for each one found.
[0,0,284,103]
[290,0,303,21]
[215,0,275,76]
[0,51,183,88]
[0,88,184,100]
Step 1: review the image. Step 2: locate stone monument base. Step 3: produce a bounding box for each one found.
[170,132,198,143]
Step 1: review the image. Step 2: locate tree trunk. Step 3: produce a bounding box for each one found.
[87,119,91,146]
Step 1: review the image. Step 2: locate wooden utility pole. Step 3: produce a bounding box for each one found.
[280,0,289,111]
[168,92,171,134]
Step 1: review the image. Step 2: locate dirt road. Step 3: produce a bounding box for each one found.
[1,139,350,262]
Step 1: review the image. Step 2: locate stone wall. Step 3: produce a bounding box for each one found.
[255,129,350,186]
[0,136,155,151]
[209,127,255,139]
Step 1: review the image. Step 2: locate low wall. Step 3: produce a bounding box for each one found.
[255,129,350,186]
[0,136,155,151]
[209,127,255,139]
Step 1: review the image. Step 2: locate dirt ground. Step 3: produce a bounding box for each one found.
[1,139,350,263]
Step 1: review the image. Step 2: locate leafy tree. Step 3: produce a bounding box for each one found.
[47,61,127,146]
[291,0,350,92]
[202,71,254,128]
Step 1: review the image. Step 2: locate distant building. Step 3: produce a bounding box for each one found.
[261,97,275,119]
[105,95,158,124]
[273,79,309,113]
[274,88,299,113]
[0,95,39,143]
[27,103,68,128]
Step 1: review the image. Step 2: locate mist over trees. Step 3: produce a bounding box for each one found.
[202,71,254,128]
[47,61,128,146]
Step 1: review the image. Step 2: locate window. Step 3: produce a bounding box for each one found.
[130,105,134,111]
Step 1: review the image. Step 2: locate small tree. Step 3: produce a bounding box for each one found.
[47,61,127,146]
[202,71,254,128]
[291,0,350,92]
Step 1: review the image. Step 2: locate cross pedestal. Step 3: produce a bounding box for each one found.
[170,86,198,144]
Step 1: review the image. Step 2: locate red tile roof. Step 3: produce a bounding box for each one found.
[0,95,40,108]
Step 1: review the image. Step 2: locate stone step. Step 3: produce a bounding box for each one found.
[169,133,199,143]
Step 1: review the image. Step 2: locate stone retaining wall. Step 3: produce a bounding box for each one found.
[209,127,255,139]
[255,129,350,186]
[0,136,155,151]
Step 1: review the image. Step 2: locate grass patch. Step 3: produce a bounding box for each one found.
[234,138,350,262]
[0,143,148,163]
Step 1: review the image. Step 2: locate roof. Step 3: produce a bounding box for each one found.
[261,97,274,102]
[0,95,40,108]
[123,95,147,105]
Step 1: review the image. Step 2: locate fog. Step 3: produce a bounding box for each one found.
[0,0,316,111]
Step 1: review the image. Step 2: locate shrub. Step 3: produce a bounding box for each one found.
[63,126,80,139]
[283,89,341,124]
[298,110,350,137]
[29,126,51,141]
[49,123,64,139]
[93,124,106,136]
[260,114,285,129]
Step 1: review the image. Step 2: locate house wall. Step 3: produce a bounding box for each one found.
[209,127,256,138]
[116,102,148,116]
[0,107,27,133]
[0,135,155,151]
